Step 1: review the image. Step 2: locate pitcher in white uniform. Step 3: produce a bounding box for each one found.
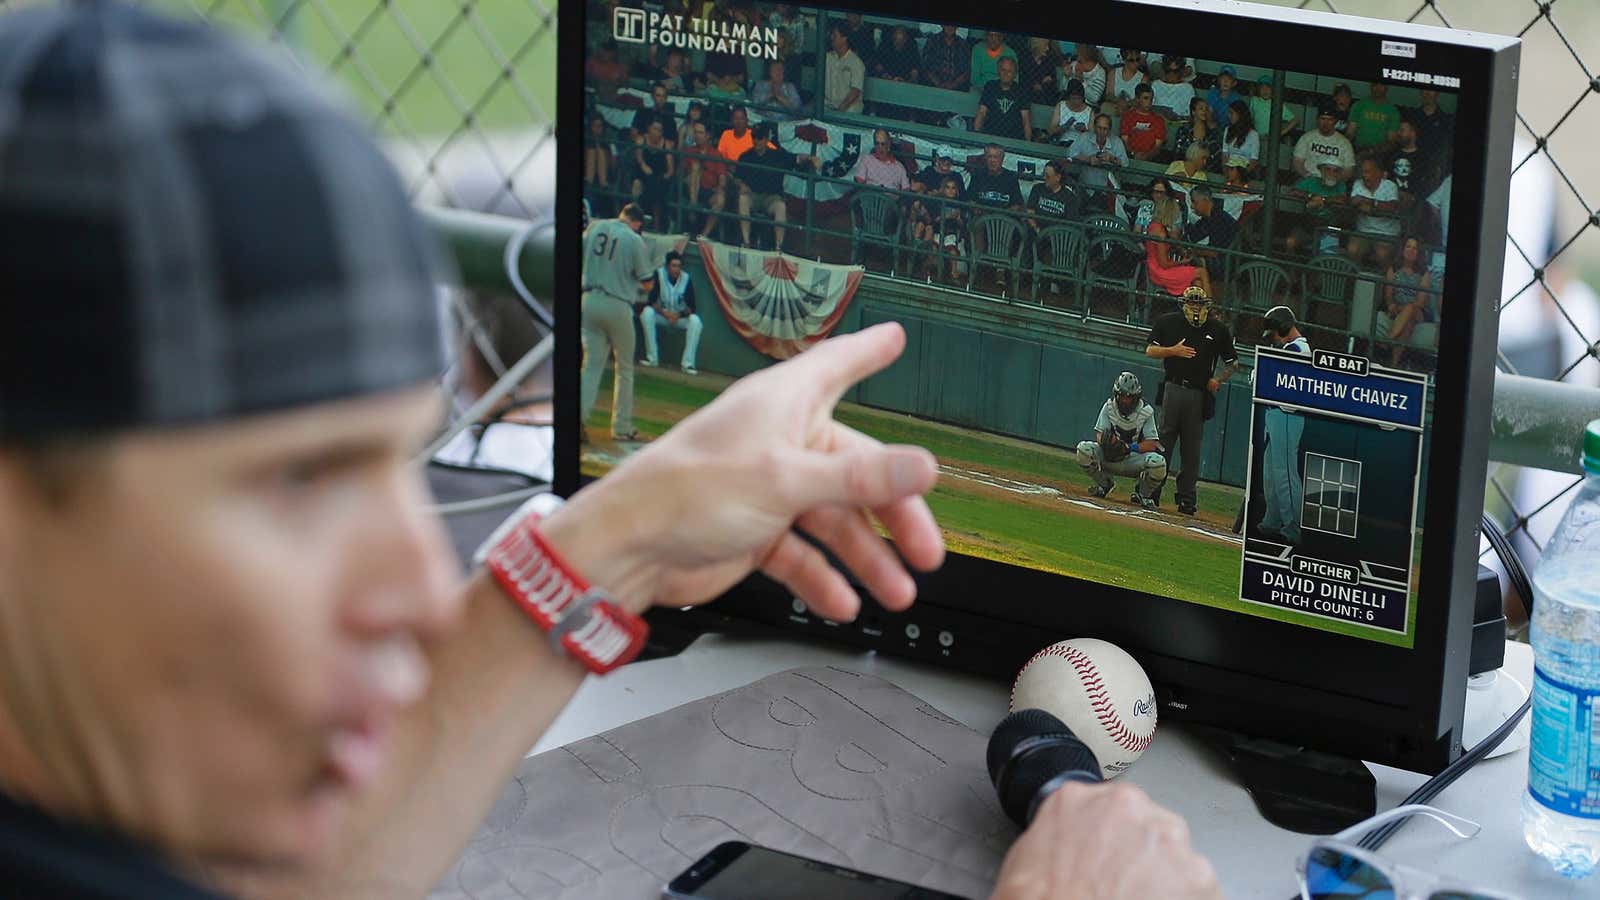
[639,250,704,375]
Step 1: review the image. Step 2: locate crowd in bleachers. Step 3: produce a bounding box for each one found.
[583,0,1458,367]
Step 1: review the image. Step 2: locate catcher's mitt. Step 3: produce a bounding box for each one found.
[1100,431,1131,463]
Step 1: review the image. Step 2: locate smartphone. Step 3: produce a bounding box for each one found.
[662,841,972,900]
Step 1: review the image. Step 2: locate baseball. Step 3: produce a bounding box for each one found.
[1010,638,1158,778]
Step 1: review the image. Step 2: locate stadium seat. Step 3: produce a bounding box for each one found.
[968,213,1027,294]
[850,190,906,273]
[1233,259,1293,312]
[1031,224,1089,312]
[1084,233,1146,322]
[1303,254,1361,329]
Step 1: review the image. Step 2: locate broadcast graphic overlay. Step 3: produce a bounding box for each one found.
[1241,348,1427,647]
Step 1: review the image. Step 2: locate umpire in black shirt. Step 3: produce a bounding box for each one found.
[1145,287,1240,515]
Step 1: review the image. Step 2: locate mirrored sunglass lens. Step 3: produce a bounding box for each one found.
[1304,846,1395,900]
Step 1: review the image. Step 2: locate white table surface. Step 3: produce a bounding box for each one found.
[533,635,1584,899]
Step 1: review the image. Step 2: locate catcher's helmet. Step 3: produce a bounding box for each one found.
[1113,370,1143,416]
[1261,305,1297,342]
[1181,285,1212,326]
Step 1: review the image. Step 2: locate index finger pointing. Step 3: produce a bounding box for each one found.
[781,322,908,405]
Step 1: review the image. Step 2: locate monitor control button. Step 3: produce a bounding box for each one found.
[791,598,806,615]
[905,623,922,640]
[938,630,955,648]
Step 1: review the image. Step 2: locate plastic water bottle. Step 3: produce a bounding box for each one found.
[1522,420,1600,878]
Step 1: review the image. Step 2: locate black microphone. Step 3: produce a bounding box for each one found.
[987,709,1104,827]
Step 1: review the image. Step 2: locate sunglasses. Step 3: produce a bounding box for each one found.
[1296,805,1518,900]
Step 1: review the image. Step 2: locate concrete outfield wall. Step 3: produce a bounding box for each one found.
[649,261,1255,487]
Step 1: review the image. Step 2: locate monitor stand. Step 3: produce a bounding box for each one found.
[1188,724,1376,834]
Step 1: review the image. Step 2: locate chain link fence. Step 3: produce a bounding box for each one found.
[4,0,1594,585]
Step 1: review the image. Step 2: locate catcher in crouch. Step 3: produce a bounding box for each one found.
[1076,371,1168,509]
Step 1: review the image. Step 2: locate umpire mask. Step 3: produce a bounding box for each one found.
[1181,287,1211,327]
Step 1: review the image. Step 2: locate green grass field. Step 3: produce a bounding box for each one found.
[586,369,1418,648]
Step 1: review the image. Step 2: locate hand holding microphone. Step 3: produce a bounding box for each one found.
[987,710,1223,900]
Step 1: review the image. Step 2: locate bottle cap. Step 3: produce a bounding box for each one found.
[1586,420,1600,474]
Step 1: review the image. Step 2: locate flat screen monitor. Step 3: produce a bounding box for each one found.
[557,0,1518,773]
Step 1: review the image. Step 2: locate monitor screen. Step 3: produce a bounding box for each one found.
[576,2,1468,655]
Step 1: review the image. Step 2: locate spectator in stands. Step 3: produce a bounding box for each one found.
[630,83,680,147]
[932,174,970,283]
[683,121,729,240]
[1061,43,1107,109]
[840,12,874,70]
[1026,159,1082,230]
[921,24,971,93]
[1051,79,1095,154]
[717,106,756,161]
[1250,75,1296,144]
[1120,83,1167,162]
[1022,37,1065,107]
[1109,49,1149,116]
[971,30,1018,93]
[654,49,688,93]
[825,21,867,114]
[914,146,963,196]
[1329,82,1355,142]
[1285,160,1349,257]
[1387,118,1442,239]
[1144,180,1212,297]
[1409,88,1454,164]
[1348,154,1402,269]
[1349,81,1401,153]
[704,68,748,104]
[1073,113,1129,207]
[967,143,1025,210]
[873,25,921,83]
[586,41,629,100]
[1186,184,1237,278]
[629,117,675,229]
[975,56,1032,142]
[734,123,822,250]
[1220,100,1259,174]
[752,59,804,119]
[1165,142,1214,203]
[1172,96,1220,168]
[683,101,709,144]
[1204,66,1244,127]
[1151,55,1197,118]
[854,128,912,193]
[1293,104,1356,184]
[767,4,808,62]
[584,112,615,217]
[1133,175,1169,231]
[1377,235,1437,365]
[1219,155,1263,223]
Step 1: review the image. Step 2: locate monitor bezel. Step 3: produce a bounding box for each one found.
[556,0,1518,773]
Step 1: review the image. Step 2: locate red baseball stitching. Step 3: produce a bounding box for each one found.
[1011,644,1154,754]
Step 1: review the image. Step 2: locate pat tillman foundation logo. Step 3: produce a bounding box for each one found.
[613,7,646,42]
[612,6,780,59]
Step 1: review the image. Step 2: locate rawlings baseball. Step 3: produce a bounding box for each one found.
[1009,638,1158,778]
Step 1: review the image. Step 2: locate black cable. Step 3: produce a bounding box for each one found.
[1284,515,1534,898]
[1353,513,1533,852]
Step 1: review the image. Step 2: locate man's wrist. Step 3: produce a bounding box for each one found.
[536,482,660,617]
